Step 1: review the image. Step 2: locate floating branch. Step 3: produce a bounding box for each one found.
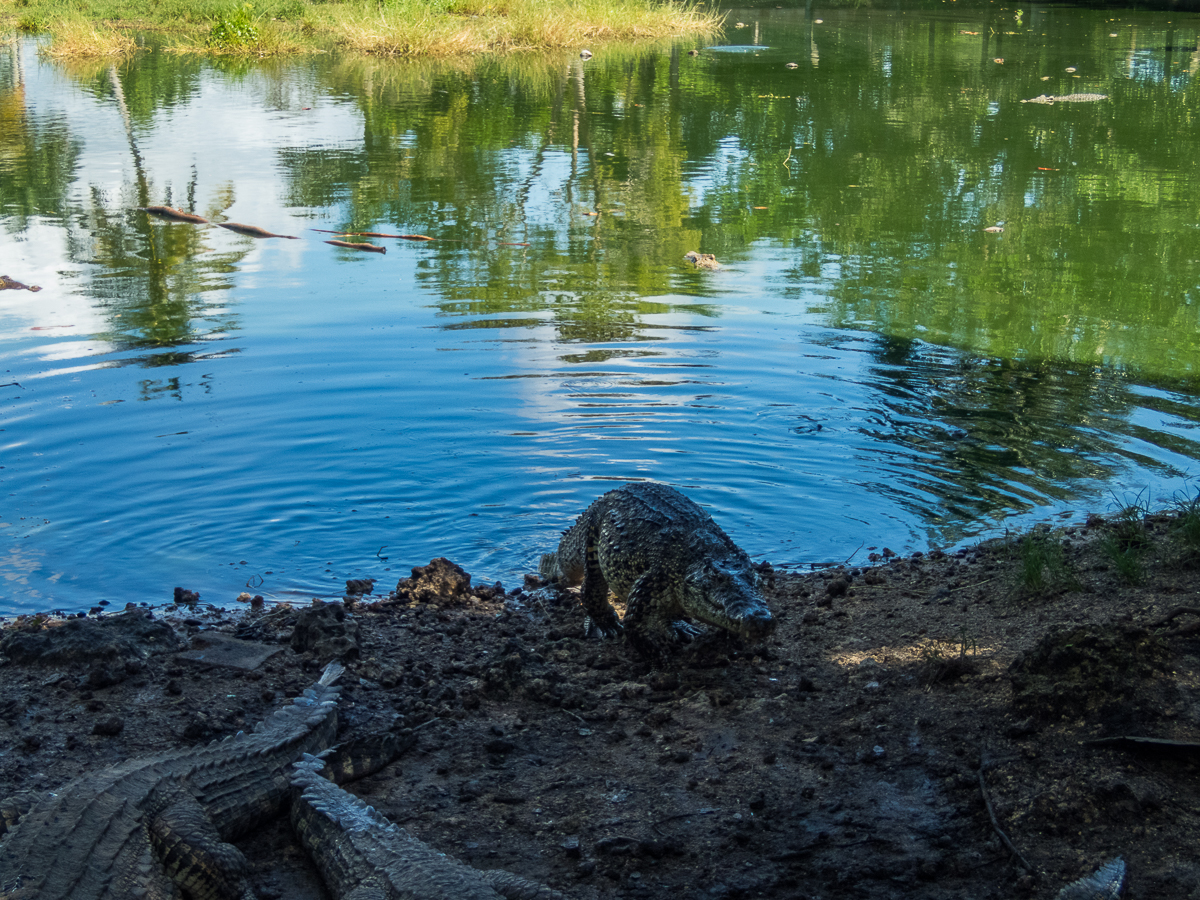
[218,222,299,239]
[312,229,436,241]
[325,240,386,254]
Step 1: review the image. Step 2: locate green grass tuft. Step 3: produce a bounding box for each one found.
[1012,527,1079,597]
[1168,486,1200,565]
[1099,490,1153,585]
[206,3,260,48]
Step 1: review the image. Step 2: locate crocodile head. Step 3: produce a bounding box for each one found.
[539,551,584,585]
[683,559,775,642]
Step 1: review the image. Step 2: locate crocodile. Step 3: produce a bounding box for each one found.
[0,276,41,292]
[539,482,774,657]
[1020,93,1108,104]
[684,251,721,269]
[290,755,564,900]
[0,661,346,900]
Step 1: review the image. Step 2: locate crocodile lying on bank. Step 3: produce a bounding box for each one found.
[290,755,565,900]
[539,482,774,658]
[0,661,347,900]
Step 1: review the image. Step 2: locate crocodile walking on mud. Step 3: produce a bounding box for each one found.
[0,661,347,900]
[539,482,774,658]
[291,755,565,900]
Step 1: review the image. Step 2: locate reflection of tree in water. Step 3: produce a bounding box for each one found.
[53,61,248,387]
[0,46,83,230]
[275,50,714,352]
[856,333,1195,533]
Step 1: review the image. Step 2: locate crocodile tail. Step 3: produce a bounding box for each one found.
[317,661,345,687]
[291,752,328,787]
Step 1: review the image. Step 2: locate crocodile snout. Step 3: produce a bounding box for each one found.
[738,608,775,641]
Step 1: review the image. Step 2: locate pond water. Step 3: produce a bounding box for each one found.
[2,3,1200,616]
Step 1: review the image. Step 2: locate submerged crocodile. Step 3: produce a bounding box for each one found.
[290,755,564,900]
[539,482,774,657]
[1020,93,1108,104]
[684,250,721,269]
[0,661,346,900]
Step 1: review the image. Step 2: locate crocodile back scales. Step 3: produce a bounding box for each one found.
[290,755,563,900]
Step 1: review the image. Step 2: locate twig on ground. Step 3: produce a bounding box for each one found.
[1152,606,1200,635]
[977,766,1033,873]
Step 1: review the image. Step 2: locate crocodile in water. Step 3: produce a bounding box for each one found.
[539,482,774,657]
[290,755,564,900]
[684,250,721,269]
[0,661,346,900]
[1020,93,1108,104]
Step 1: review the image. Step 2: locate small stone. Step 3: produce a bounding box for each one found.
[562,837,582,859]
[824,577,849,599]
[93,717,125,736]
[173,587,200,604]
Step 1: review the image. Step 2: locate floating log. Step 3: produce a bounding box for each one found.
[140,206,209,224]
[312,229,435,241]
[325,240,387,254]
[218,222,299,239]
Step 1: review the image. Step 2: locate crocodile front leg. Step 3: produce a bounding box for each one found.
[0,790,44,838]
[579,532,621,639]
[621,566,686,659]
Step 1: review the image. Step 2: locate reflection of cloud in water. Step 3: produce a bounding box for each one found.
[486,307,717,429]
[0,545,45,587]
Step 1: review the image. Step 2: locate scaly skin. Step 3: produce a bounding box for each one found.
[0,662,345,900]
[539,482,774,658]
[290,756,564,900]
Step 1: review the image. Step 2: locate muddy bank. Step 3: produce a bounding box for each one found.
[1,515,1199,899]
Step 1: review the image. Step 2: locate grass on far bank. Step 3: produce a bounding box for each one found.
[23,16,137,58]
[1,0,723,58]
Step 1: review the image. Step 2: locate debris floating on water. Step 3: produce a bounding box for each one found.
[140,205,209,224]
[218,222,299,239]
[325,240,386,254]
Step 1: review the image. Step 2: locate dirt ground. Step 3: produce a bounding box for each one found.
[2,510,1199,900]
